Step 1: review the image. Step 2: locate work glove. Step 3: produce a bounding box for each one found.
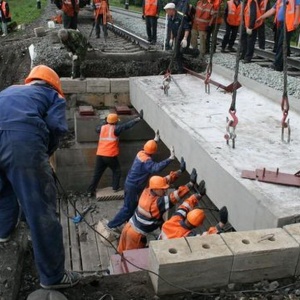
[179,157,186,173]
[246,27,252,35]
[68,52,73,58]
[72,55,78,61]
[180,38,187,48]
[169,146,175,160]
[219,206,228,224]
[139,109,144,120]
[142,15,145,20]
[169,39,174,48]
[197,180,206,196]
[186,168,197,190]
[154,129,160,142]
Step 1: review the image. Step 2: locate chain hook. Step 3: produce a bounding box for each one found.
[224,110,238,149]
[162,71,171,96]
[205,63,212,94]
[281,95,290,143]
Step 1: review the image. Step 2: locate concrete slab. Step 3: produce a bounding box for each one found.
[149,234,233,295]
[110,78,129,93]
[61,78,87,94]
[74,111,99,143]
[283,223,300,276]
[86,78,110,93]
[221,228,299,283]
[130,73,300,230]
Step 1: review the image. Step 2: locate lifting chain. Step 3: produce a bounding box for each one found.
[162,71,171,96]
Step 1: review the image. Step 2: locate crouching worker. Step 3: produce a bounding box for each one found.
[117,167,205,254]
[161,196,228,239]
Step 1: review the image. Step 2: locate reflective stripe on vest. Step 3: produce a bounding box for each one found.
[227,0,241,26]
[244,0,262,29]
[96,124,119,157]
[276,0,295,32]
[1,2,11,19]
[144,0,158,16]
[194,1,213,31]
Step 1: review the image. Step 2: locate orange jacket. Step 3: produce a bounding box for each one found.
[244,0,262,29]
[62,0,79,17]
[96,124,119,157]
[212,0,225,24]
[194,0,214,31]
[144,0,159,16]
[226,0,241,26]
[259,0,268,13]
[94,0,109,23]
[1,1,11,19]
[275,0,296,32]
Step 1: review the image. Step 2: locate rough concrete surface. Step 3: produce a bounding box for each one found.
[130,72,300,231]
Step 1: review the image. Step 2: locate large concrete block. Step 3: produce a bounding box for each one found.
[110,78,129,93]
[221,228,299,283]
[74,111,99,143]
[76,93,105,108]
[61,78,87,94]
[149,235,233,295]
[283,223,300,276]
[104,93,130,107]
[86,78,110,93]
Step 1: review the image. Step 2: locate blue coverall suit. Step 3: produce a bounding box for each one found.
[0,83,68,286]
[107,150,171,228]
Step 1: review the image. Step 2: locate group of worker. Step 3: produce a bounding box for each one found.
[89,113,229,253]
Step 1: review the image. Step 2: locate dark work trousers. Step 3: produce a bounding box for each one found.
[206,23,221,53]
[221,22,239,49]
[107,183,144,228]
[240,26,258,61]
[63,12,78,29]
[175,35,191,73]
[88,155,121,193]
[95,14,108,39]
[257,23,265,49]
[0,131,65,286]
[273,22,293,71]
[145,16,158,43]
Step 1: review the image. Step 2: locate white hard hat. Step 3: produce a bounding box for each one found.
[164,3,176,9]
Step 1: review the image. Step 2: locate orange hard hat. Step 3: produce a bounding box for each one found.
[107,113,118,124]
[187,209,205,227]
[149,176,169,189]
[144,140,157,154]
[25,65,64,97]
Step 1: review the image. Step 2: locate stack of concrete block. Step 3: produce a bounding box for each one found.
[149,234,233,295]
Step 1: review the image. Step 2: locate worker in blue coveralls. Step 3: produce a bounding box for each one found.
[100,133,179,239]
[0,65,81,290]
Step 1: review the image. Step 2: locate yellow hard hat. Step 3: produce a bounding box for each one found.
[187,209,205,227]
[149,176,169,189]
[107,113,118,124]
[144,140,157,154]
[25,65,64,97]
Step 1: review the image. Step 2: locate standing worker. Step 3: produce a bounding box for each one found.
[165,2,192,73]
[54,0,80,29]
[221,0,241,52]
[143,0,161,44]
[117,169,205,253]
[257,0,270,49]
[101,138,178,239]
[87,112,142,198]
[0,0,11,37]
[93,0,109,40]
[58,29,89,80]
[190,0,214,58]
[0,65,81,289]
[256,0,300,71]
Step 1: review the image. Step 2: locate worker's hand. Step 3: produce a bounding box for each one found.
[169,146,175,160]
[142,15,145,20]
[180,38,187,48]
[219,206,228,224]
[139,109,144,120]
[154,129,160,142]
[180,157,186,173]
[255,16,262,23]
[68,52,73,58]
[197,180,206,196]
[246,27,252,35]
[169,39,174,48]
[72,54,78,60]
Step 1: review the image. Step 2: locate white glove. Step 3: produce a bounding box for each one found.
[181,38,187,48]
[68,52,73,58]
[169,39,174,47]
[169,146,175,160]
[72,55,78,61]
[154,130,160,142]
[246,27,252,35]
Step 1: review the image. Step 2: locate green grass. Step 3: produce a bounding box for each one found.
[8,0,48,25]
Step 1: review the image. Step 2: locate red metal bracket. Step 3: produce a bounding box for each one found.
[78,106,95,116]
[241,168,300,187]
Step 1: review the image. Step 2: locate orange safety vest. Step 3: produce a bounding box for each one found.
[259,0,268,14]
[1,1,11,19]
[94,0,109,23]
[212,0,225,24]
[194,0,214,31]
[144,0,158,16]
[136,188,161,220]
[227,0,241,26]
[96,124,119,157]
[161,215,192,239]
[244,0,262,29]
[62,0,80,17]
[275,0,296,32]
